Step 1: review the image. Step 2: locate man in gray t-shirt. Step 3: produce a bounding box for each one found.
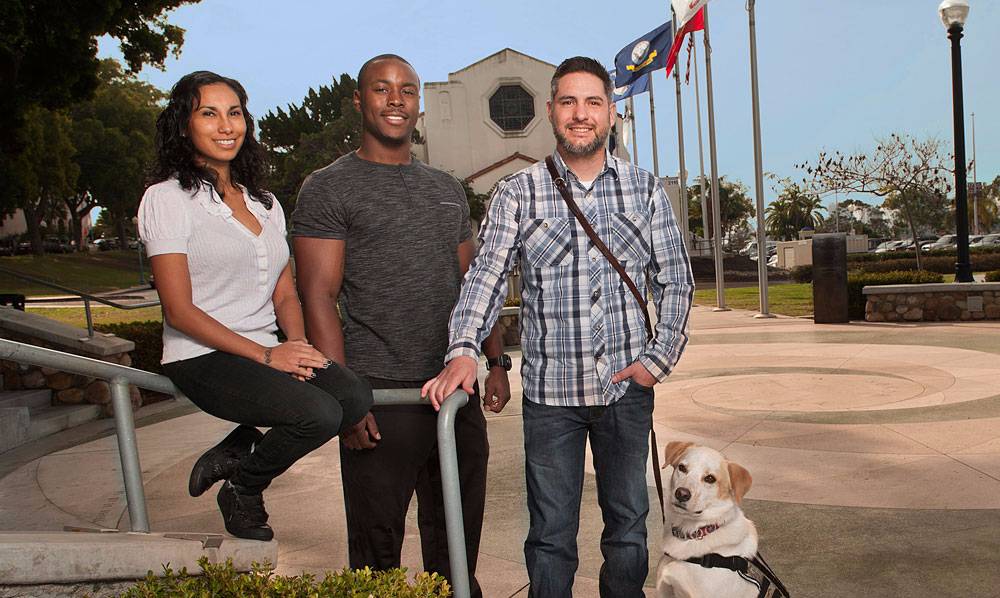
[291,54,508,597]
[292,151,473,380]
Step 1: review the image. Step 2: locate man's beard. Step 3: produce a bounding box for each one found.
[553,123,609,157]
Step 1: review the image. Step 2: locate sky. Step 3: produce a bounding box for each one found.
[98,0,999,214]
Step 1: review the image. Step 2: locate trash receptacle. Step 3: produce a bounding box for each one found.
[812,233,848,323]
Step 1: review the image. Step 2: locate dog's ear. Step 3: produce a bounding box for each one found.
[727,462,753,503]
[664,441,694,469]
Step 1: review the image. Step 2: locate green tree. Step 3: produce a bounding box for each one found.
[686,177,755,249]
[1,0,195,215]
[9,107,78,255]
[764,179,825,241]
[799,133,952,269]
[258,74,361,217]
[69,59,162,250]
[462,180,488,224]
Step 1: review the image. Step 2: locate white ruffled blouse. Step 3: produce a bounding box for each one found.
[138,179,289,364]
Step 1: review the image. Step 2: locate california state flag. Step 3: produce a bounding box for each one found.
[674,0,709,30]
[665,0,709,77]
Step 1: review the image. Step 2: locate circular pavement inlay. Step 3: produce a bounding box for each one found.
[692,373,927,412]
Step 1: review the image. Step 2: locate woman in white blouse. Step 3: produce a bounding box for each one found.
[138,71,372,541]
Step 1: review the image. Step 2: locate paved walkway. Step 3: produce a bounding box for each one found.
[2,305,1000,596]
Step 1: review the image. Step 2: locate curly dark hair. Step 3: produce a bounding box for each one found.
[147,71,271,209]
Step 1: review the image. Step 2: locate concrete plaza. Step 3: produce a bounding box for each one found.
[2,304,1000,596]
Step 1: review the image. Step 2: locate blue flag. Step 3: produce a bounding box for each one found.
[614,21,673,87]
[609,68,649,103]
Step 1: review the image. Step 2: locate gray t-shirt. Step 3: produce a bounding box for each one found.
[291,151,472,380]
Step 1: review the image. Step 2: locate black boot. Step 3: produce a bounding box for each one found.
[217,480,274,541]
[189,425,263,497]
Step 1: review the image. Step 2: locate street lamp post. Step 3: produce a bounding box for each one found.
[939,0,974,283]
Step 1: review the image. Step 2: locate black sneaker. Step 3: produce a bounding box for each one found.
[217,480,274,541]
[189,425,263,497]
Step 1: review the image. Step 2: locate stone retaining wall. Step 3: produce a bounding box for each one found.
[863,282,1000,323]
[0,307,141,415]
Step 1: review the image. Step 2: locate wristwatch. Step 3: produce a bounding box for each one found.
[486,354,512,371]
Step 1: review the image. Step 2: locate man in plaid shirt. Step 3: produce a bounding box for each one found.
[423,56,693,597]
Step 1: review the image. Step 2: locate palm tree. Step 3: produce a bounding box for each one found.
[765,182,825,240]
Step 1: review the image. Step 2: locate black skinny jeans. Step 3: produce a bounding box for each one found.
[164,350,373,493]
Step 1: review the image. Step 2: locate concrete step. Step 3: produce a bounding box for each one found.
[0,531,278,584]
[0,389,52,409]
[27,404,102,441]
[0,406,30,453]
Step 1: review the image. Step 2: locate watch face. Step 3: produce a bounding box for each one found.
[500,354,512,371]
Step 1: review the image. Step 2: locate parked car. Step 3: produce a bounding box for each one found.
[922,234,957,252]
[896,235,938,251]
[43,236,72,253]
[94,238,119,251]
[972,233,1000,247]
[875,240,908,253]
[747,240,777,258]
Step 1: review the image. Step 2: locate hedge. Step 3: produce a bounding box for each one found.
[121,558,451,597]
[985,270,1000,282]
[847,270,944,320]
[847,245,1000,264]
[790,265,813,283]
[95,321,164,374]
[859,253,1000,274]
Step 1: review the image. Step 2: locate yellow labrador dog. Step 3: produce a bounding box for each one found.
[655,441,759,598]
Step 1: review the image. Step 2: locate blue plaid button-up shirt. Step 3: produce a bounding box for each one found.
[445,151,694,407]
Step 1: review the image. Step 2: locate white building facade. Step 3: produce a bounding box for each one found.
[417,49,630,196]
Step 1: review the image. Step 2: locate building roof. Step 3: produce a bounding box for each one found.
[464,152,539,183]
[446,48,556,80]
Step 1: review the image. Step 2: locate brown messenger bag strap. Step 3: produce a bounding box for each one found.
[544,156,665,523]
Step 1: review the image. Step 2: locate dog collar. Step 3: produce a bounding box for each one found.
[671,523,721,541]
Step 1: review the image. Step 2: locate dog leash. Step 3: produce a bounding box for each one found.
[545,156,665,523]
[751,552,791,598]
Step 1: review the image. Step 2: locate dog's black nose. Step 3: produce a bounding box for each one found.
[675,487,691,502]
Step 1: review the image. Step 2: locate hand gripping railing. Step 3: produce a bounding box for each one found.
[0,338,472,598]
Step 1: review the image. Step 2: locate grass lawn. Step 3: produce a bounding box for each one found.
[27,306,163,329]
[694,283,814,317]
[0,250,147,296]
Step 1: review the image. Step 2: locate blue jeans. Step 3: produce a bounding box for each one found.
[523,382,654,598]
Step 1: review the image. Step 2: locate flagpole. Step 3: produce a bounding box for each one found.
[746,0,773,318]
[972,111,978,235]
[672,12,691,251]
[628,97,639,164]
[702,4,729,310]
[648,77,661,177]
[692,39,710,247]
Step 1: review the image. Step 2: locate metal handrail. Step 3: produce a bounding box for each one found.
[0,266,160,338]
[0,338,471,598]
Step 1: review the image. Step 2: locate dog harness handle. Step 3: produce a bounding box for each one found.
[677,551,791,598]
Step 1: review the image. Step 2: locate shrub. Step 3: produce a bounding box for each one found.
[790,265,813,283]
[846,270,944,320]
[121,558,451,597]
[95,321,163,374]
[985,270,1000,282]
[844,252,1000,275]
